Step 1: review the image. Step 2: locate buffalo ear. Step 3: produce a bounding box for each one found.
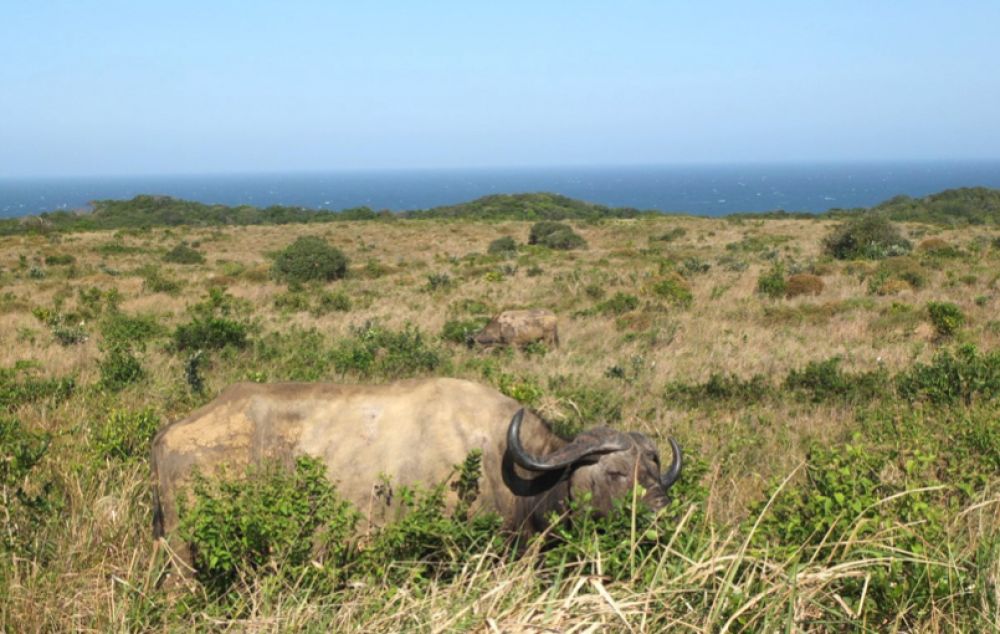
[507,409,629,472]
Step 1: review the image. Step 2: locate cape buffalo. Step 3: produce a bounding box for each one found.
[472,309,559,347]
[151,378,681,565]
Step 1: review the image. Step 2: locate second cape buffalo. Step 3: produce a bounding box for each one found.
[152,378,681,563]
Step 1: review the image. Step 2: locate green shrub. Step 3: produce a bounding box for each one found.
[0,362,75,413]
[425,273,453,292]
[823,214,912,260]
[100,312,164,347]
[273,290,310,313]
[178,457,359,597]
[173,289,251,351]
[141,269,182,295]
[44,254,75,266]
[495,373,544,407]
[650,276,693,308]
[174,318,248,351]
[528,221,586,250]
[98,344,144,392]
[783,357,888,404]
[897,344,1000,406]
[312,290,352,315]
[441,318,489,345]
[251,328,334,382]
[597,292,639,315]
[927,301,964,337]
[332,322,446,379]
[93,407,160,462]
[755,262,787,298]
[487,236,518,255]
[665,372,773,407]
[163,242,205,265]
[0,416,55,555]
[271,236,348,284]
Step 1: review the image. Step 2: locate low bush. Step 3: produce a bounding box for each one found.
[867,256,928,295]
[926,301,964,337]
[173,289,251,351]
[651,227,686,242]
[0,362,75,413]
[441,318,489,345]
[897,344,1000,406]
[43,254,75,266]
[528,221,586,250]
[312,290,352,315]
[756,262,787,298]
[93,407,160,462]
[665,372,774,407]
[163,242,205,265]
[784,273,824,298]
[487,236,518,255]
[98,344,145,392]
[917,237,961,257]
[141,268,182,295]
[100,311,164,347]
[271,236,348,284]
[823,214,912,260]
[0,416,55,556]
[783,356,888,404]
[650,275,694,308]
[332,322,446,379]
[597,292,639,315]
[178,456,359,598]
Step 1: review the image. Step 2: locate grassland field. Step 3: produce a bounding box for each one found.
[3,211,1000,632]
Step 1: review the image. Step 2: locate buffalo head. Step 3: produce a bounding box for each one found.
[506,409,682,517]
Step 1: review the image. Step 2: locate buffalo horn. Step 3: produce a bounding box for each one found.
[506,409,629,472]
[660,438,683,489]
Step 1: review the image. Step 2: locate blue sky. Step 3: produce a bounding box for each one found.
[1,1,998,177]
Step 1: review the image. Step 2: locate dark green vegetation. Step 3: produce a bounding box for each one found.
[271,236,349,284]
[5,187,998,238]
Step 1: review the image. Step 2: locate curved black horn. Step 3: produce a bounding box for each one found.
[506,409,628,472]
[660,437,683,489]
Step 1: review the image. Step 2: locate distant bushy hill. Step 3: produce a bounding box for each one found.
[401,192,648,221]
[871,187,1000,225]
[3,186,999,235]
[0,192,650,235]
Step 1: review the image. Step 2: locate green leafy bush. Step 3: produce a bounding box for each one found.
[425,273,454,292]
[0,416,55,555]
[312,290,352,315]
[528,221,586,250]
[100,312,164,347]
[98,344,144,392]
[141,268,182,295]
[755,262,787,298]
[665,372,774,407]
[93,407,160,461]
[650,275,693,307]
[597,292,639,315]
[178,457,359,597]
[926,301,964,337]
[783,356,888,404]
[271,236,348,284]
[0,362,75,413]
[823,214,912,260]
[897,344,1000,406]
[487,236,518,255]
[332,322,446,379]
[441,318,489,345]
[163,242,205,264]
[43,253,75,266]
[173,289,251,351]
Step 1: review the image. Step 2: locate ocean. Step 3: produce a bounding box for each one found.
[2,161,999,219]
